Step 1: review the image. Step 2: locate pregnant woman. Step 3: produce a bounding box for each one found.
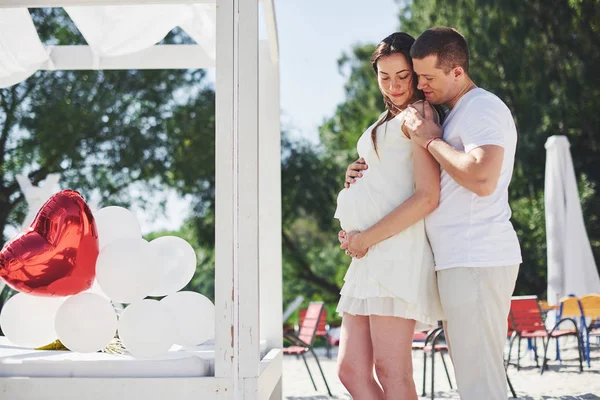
[334,32,444,400]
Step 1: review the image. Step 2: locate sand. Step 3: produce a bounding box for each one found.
[282,337,600,399]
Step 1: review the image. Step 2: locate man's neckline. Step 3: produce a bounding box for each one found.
[447,86,482,111]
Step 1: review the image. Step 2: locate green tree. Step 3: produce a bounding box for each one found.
[280,136,347,308]
[319,44,384,162]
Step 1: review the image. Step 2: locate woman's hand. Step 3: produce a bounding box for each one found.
[346,230,369,259]
[339,230,367,258]
[339,230,350,255]
[345,158,368,188]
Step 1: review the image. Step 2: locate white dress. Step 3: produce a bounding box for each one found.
[334,110,444,330]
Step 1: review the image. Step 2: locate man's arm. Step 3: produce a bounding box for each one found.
[427,141,503,197]
[405,101,504,197]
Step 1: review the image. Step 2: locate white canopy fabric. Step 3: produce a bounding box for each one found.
[65,5,215,58]
[0,4,215,88]
[0,9,52,88]
[545,135,600,305]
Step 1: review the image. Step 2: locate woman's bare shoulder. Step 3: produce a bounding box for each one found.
[409,100,440,123]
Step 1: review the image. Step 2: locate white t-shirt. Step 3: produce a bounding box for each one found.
[425,88,522,270]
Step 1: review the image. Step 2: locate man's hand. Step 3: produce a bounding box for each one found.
[345,158,368,188]
[346,231,368,259]
[404,101,442,148]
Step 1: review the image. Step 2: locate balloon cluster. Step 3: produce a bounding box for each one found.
[0,190,214,358]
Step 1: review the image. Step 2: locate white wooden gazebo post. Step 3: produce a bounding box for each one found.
[215,0,282,398]
[214,0,236,391]
[259,38,283,398]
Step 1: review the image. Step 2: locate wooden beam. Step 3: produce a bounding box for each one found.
[261,0,279,64]
[214,0,235,384]
[40,45,214,70]
[258,40,282,354]
[237,0,261,383]
[0,377,232,400]
[216,1,263,396]
[0,0,213,7]
[257,349,283,400]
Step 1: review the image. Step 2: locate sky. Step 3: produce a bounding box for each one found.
[276,0,399,143]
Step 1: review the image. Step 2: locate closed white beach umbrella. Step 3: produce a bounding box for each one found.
[545,135,600,305]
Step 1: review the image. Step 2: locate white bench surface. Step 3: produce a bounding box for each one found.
[0,336,215,378]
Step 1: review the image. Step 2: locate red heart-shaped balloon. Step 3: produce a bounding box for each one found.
[0,190,99,296]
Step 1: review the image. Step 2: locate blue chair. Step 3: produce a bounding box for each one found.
[580,294,600,367]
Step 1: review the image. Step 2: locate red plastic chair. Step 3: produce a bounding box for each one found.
[507,295,583,374]
[299,308,328,336]
[284,302,332,396]
[411,330,429,350]
[507,314,514,337]
[298,307,334,358]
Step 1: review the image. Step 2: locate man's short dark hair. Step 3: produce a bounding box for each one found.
[410,27,470,73]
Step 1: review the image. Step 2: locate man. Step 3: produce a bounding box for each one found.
[341,27,521,399]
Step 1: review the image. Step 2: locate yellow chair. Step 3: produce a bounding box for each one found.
[539,299,559,313]
[580,294,600,365]
[559,297,583,318]
[580,294,600,318]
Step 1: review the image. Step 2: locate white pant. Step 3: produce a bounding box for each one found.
[437,265,519,400]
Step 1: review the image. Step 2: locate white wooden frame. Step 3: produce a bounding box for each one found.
[0,1,282,399]
[40,45,215,70]
[1,0,213,5]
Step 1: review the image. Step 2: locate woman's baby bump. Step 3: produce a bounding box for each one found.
[335,174,414,232]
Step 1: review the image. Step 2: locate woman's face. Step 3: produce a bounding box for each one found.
[376,53,415,108]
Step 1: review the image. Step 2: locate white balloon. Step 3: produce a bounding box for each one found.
[161,291,215,346]
[0,294,63,348]
[94,206,142,250]
[118,300,175,358]
[96,238,163,303]
[86,278,110,300]
[55,293,117,353]
[85,282,124,313]
[148,236,197,296]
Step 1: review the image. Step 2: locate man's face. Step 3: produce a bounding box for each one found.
[412,55,458,105]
